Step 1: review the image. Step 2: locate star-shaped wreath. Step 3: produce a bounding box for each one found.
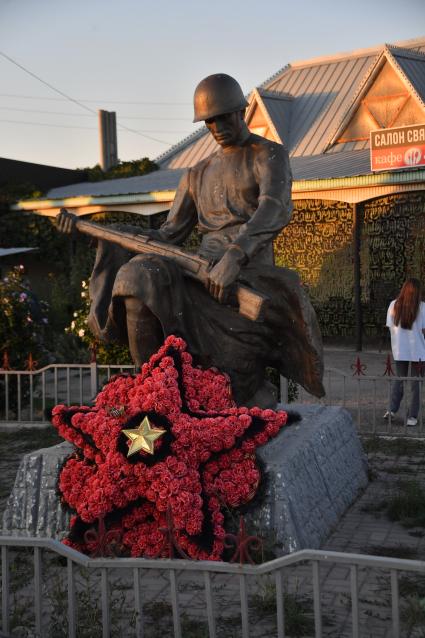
[52,335,291,560]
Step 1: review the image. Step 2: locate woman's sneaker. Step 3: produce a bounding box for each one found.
[383,411,396,419]
[407,417,418,427]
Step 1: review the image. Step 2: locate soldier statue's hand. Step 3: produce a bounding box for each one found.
[207,245,247,303]
[56,208,77,234]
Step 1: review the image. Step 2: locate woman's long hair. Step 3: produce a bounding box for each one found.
[393,278,422,329]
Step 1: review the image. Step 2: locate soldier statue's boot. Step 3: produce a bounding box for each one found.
[245,379,278,410]
[125,298,164,369]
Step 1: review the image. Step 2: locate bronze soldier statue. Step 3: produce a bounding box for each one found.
[57,73,324,407]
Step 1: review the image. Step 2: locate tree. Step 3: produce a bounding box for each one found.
[80,157,158,182]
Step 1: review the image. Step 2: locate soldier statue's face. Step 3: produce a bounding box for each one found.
[205,111,245,148]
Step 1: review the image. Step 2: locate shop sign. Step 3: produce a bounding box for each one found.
[370,123,425,171]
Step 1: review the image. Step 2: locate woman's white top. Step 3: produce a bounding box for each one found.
[386,300,425,361]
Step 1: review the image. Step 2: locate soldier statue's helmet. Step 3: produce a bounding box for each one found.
[193,73,249,123]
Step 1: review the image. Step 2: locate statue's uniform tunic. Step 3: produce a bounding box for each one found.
[88,133,324,402]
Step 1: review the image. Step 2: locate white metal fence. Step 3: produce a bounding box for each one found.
[1,536,424,637]
[2,363,425,435]
[0,363,134,424]
[285,367,425,435]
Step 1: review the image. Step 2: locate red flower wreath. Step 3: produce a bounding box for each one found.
[52,336,289,561]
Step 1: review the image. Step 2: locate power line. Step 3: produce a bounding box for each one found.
[122,116,188,121]
[0,52,175,144]
[0,118,191,134]
[0,51,96,114]
[0,92,191,106]
[0,105,189,121]
[0,119,96,130]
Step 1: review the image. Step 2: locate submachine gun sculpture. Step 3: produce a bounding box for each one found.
[59,209,267,322]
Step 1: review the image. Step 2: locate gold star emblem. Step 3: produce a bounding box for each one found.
[122,416,166,456]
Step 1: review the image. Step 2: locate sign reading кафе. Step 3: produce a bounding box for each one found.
[370,123,425,172]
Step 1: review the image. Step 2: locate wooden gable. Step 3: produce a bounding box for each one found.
[335,56,425,146]
[246,102,277,142]
[246,103,270,139]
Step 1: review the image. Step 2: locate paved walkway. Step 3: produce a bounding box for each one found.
[314,437,425,636]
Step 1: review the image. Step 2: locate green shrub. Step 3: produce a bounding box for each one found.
[0,265,49,368]
[387,481,425,528]
[67,279,132,365]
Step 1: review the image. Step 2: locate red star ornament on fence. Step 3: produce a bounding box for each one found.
[51,335,291,561]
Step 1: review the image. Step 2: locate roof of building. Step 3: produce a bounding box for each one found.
[291,149,372,180]
[257,90,293,145]
[17,36,425,210]
[41,149,374,203]
[0,157,85,191]
[0,247,37,258]
[387,45,425,102]
[45,168,185,200]
[157,35,425,169]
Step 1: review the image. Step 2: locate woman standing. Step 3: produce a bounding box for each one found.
[385,278,425,426]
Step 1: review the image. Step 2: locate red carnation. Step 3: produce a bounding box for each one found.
[52,335,288,560]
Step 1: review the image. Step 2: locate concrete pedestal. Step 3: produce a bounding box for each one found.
[2,442,73,539]
[2,405,368,553]
[247,404,368,553]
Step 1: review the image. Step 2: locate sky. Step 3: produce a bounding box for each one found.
[0,0,424,170]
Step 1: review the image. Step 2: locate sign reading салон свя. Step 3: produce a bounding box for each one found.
[370,123,425,172]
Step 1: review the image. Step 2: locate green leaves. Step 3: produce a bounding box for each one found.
[81,157,159,182]
[0,265,49,368]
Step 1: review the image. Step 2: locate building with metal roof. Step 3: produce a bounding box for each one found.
[0,157,85,192]
[14,36,425,344]
[0,247,37,258]
[16,35,425,215]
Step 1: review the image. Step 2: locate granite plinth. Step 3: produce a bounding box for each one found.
[247,403,368,553]
[2,405,367,553]
[2,442,74,538]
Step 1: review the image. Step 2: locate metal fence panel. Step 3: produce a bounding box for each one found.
[0,537,424,637]
[3,362,425,437]
[0,363,135,424]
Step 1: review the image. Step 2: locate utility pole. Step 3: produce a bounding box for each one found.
[353,202,363,351]
[98,110,118,171]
